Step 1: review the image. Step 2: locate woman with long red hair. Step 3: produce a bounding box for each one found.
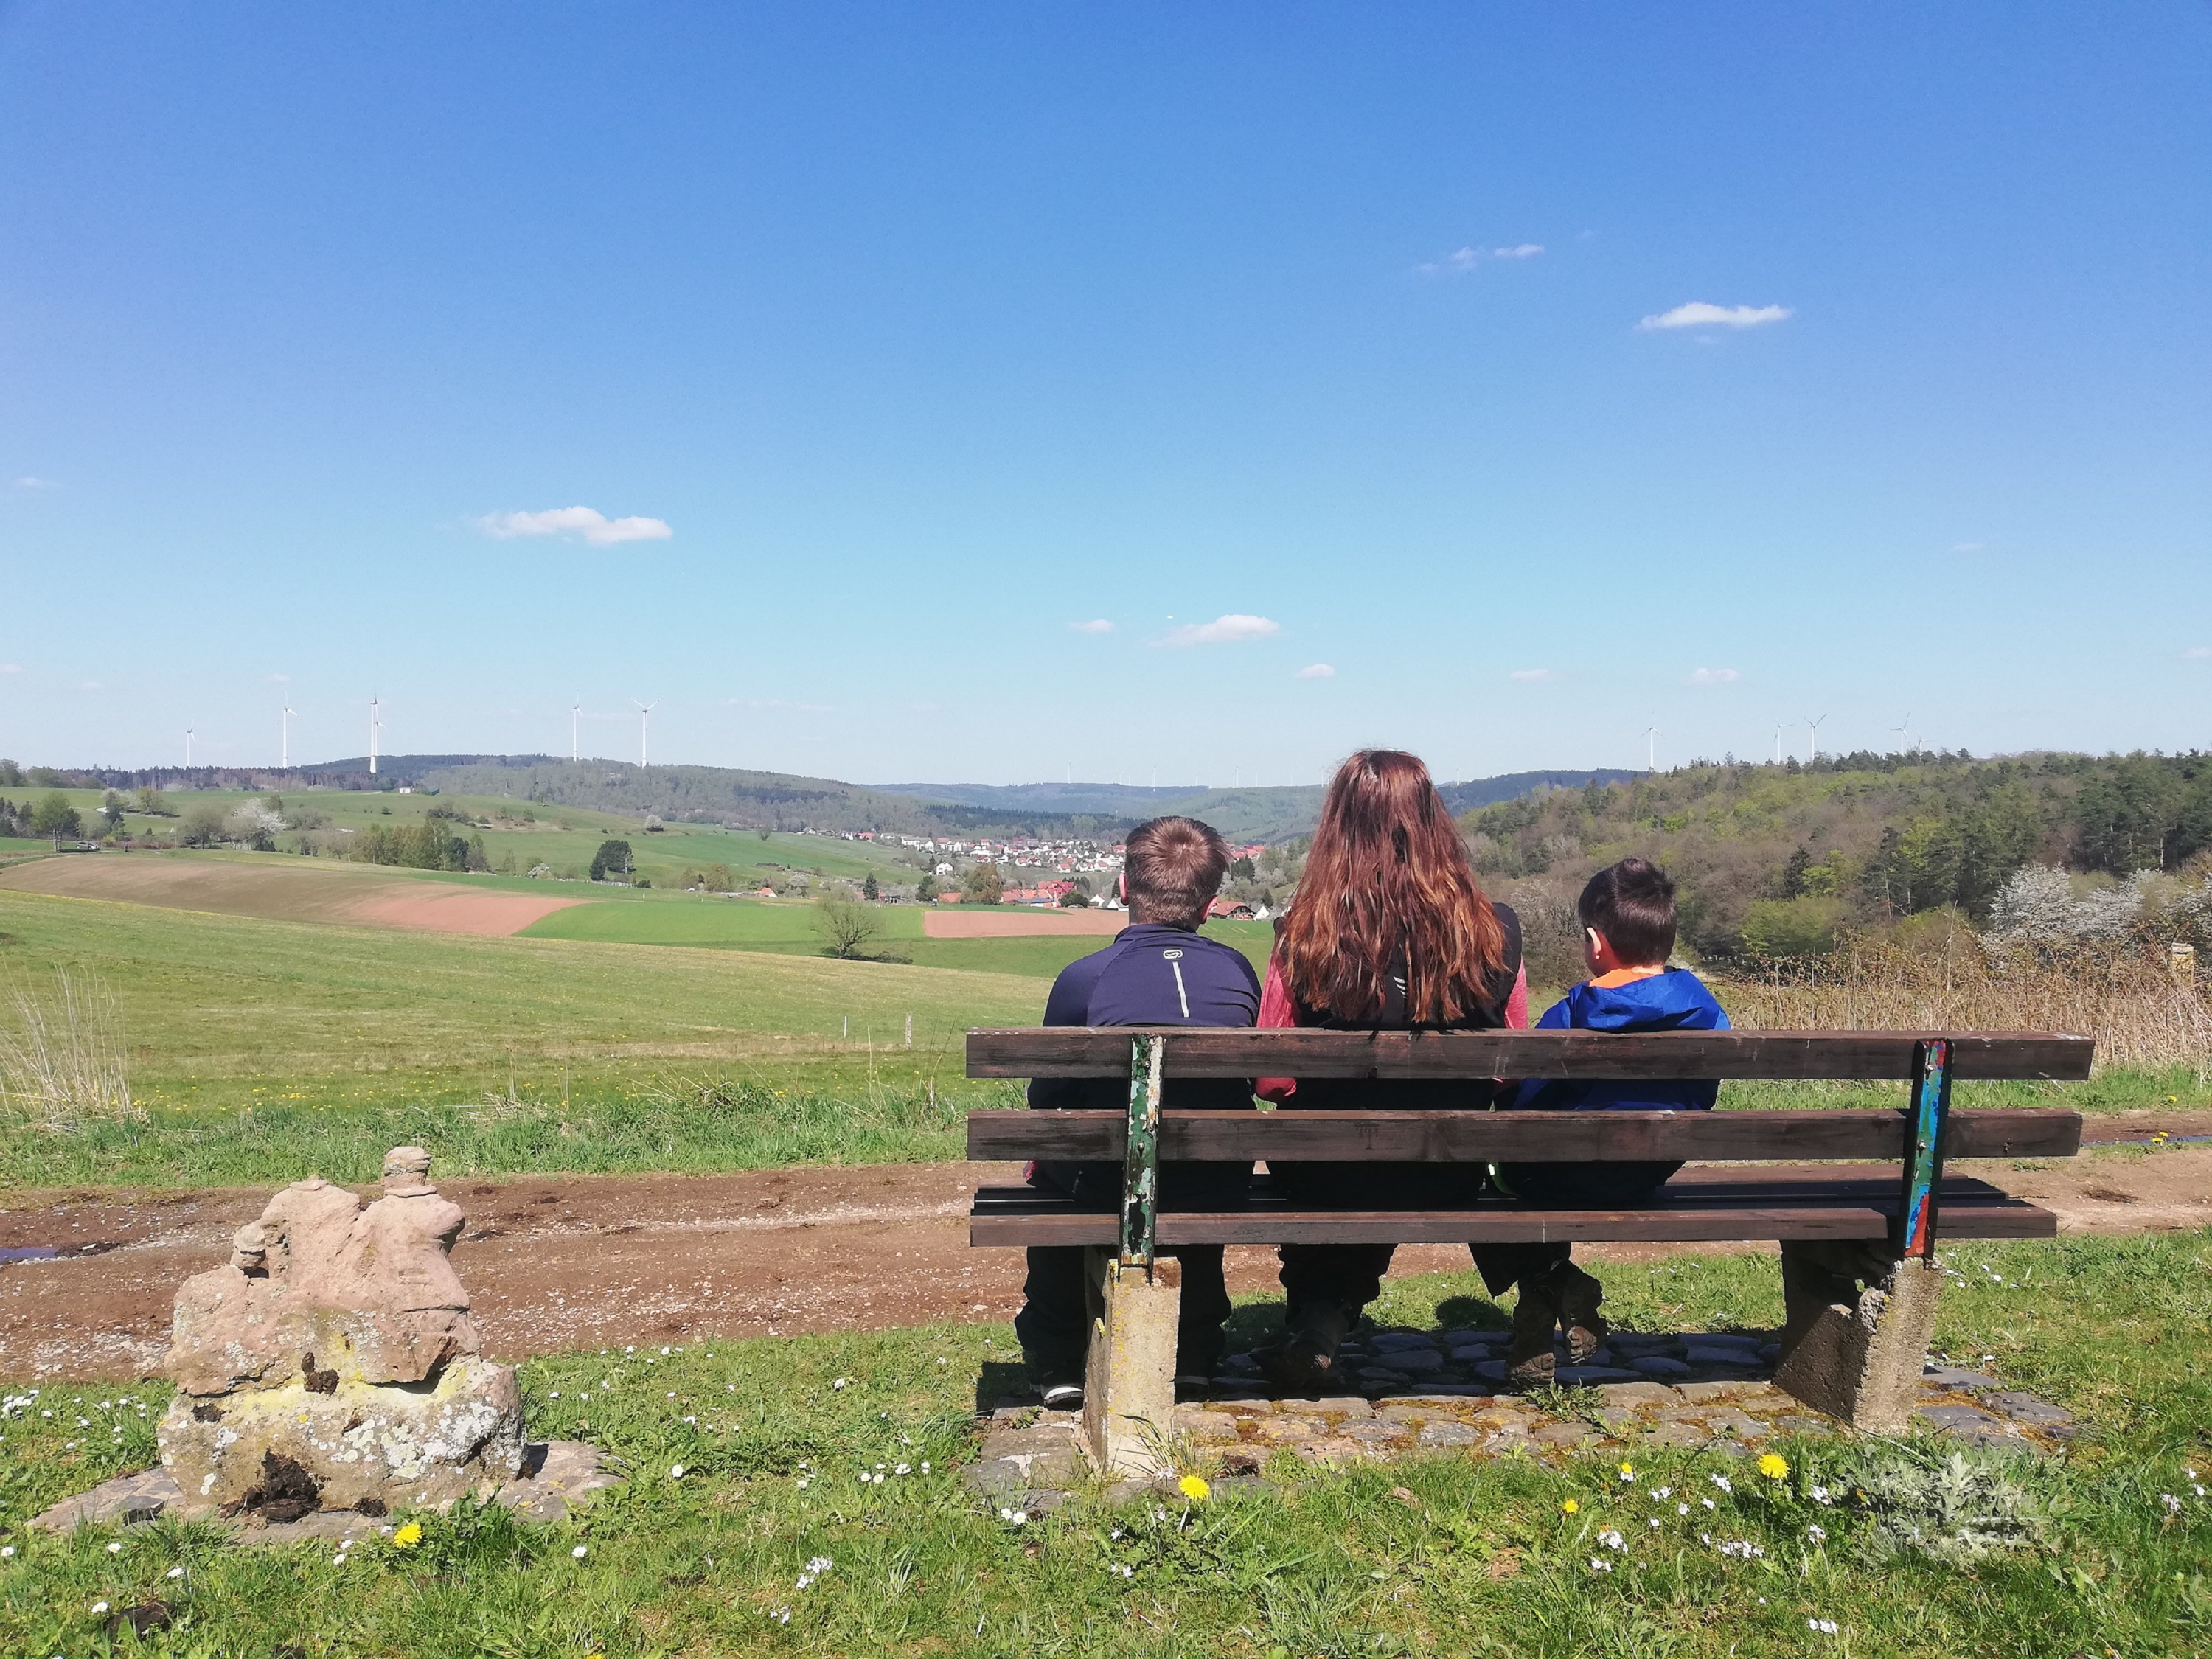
[1256,749,1528,1388]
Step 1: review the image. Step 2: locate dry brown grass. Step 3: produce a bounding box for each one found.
[0,969,139,1129]
[1719,931,2212,1072]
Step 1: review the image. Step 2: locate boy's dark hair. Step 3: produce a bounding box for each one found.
[1577,857,1677,966]
[1124,816,1230,928]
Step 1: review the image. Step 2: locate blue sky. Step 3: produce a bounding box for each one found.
[2,2,2206,785]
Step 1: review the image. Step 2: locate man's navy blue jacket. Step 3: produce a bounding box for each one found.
[1027,921,1260,1206]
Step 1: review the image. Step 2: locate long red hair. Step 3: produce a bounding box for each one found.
[1279,749,1507,1024]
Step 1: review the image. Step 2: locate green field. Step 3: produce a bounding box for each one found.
[2,1233,2207,1657]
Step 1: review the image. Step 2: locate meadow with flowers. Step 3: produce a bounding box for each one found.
[1,1232,2207,1655]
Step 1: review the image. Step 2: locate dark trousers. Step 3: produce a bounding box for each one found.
[1014,1158,1249,1377]
[1015,1244,1234,1377]
[1278,1158,1683,1316]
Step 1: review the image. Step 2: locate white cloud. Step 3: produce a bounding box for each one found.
[1951,542,1986,553]
[1508,668,1561,684]
[1638,302,1792,332]
[2185,646,2211,661]
[0,663,21,674]
[80,680,103,691]
[14,476,55,489]
[1068,619,1115,634]
[1686,667,1742,686]
[733,698,832,713]
[1416,243,1544,274]
[1157,613,1281,647]
[1295,664,1335,680]
[477,506,673,546]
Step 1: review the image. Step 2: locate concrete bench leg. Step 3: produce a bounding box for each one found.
[1080,1246,1180,1478]
[1773,1242,1941,1433]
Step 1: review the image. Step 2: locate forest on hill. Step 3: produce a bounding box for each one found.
[1461,750,2212,972]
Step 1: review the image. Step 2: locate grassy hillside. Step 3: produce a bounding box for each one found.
[0,886,1042,1099]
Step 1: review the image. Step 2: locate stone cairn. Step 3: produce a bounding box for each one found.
[156,1146,526,1520]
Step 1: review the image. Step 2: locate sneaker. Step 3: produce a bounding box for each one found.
[1559,1265,1609,1366]
[1038,1379,1085,1409]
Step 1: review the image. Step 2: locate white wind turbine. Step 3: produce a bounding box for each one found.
[1893,712,1913,754]
[185,727,194,768]
[281,705,294,770]
[369,699,382,775]
[1806,712,1829,762]
[571,700,581,763]
[634,700,656,767]
[1642,726,1659,772]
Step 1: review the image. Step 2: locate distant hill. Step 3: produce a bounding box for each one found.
[72,754,1638,844]
[874,770,1641,843]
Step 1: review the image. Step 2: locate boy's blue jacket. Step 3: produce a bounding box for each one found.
[1512,968,1731,1113]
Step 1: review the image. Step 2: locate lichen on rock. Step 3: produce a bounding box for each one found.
[156,1146,526,1518]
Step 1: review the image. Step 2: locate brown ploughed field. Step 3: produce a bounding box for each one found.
[0,854,583,936]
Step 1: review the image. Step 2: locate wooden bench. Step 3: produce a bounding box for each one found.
[964,1027,2092,1475]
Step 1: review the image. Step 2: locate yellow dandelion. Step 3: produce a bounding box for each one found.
[1178,1475,1211,1501]
[1757,1453,1790,1481]
[392,1520,424,1548]
[1561,1498,1579,1514]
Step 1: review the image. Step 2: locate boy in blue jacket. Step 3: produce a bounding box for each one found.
[1014,817,1261,1407]
[1482,858,1729,1387]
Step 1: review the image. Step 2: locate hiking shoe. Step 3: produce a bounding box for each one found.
[1257,1303,1354,1394]
[1506,1270,1562,1390]
[1559,1265,1609,1366]
[1038,1379,1085,1409]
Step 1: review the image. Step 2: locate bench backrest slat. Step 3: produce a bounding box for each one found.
[968,1106,2083,1164]
[966,1027,2093,1082]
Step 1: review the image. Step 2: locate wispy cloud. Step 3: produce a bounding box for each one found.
[266,672,291,683]
[477,506,673,546]
[1068,619,1115,634]
[1295,664,1335,680]
[80,681,103,691]
[0,664,21,675]
[1686,667,1742,686]
[1951,541,1986,553]
[732,697,832,713]
[1508,668,1561,684]
[1638,302,1792,332]
[14,476,55,489]
[1416,243,1545,275]
[1156,613,1280,647]
[2185,646,2211,661]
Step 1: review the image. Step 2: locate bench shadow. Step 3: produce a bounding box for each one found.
[1431,1293,1509,1332]
[974,1360,1029,1413]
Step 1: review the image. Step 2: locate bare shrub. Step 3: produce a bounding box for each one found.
[1721,931,2212,1072]
[1497,875,1585,990]
[0,970,141,1128]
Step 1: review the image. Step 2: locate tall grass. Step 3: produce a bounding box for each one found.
[1723,931,2212,1071]
[0,969,139,1130]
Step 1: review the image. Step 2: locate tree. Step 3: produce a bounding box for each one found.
[812,895,883,959]
[588,839,634,882]
[1229,856,1256,882]
[862,871,880,901]
[1778,845,1812,900]
[0,760,21,787]
[1058,875,1093,907]
[178,804,229,847]
[917,871,940,902]
[30,793,82,840]
[962,862,1004,905]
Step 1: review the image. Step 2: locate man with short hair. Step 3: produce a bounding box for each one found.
[1014,815,1259,1406]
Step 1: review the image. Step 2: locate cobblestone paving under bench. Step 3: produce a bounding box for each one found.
[964,1328,2080,1514]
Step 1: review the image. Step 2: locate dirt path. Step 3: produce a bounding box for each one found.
[4,1122,2207,1382]
[0,854,585,936]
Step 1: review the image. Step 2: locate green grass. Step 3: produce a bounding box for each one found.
[2,1232,2208,1656]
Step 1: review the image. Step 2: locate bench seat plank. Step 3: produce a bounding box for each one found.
[967,1027,2093,1082]
[969,1166,2057,1246]
[967,1107,2084,1164]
